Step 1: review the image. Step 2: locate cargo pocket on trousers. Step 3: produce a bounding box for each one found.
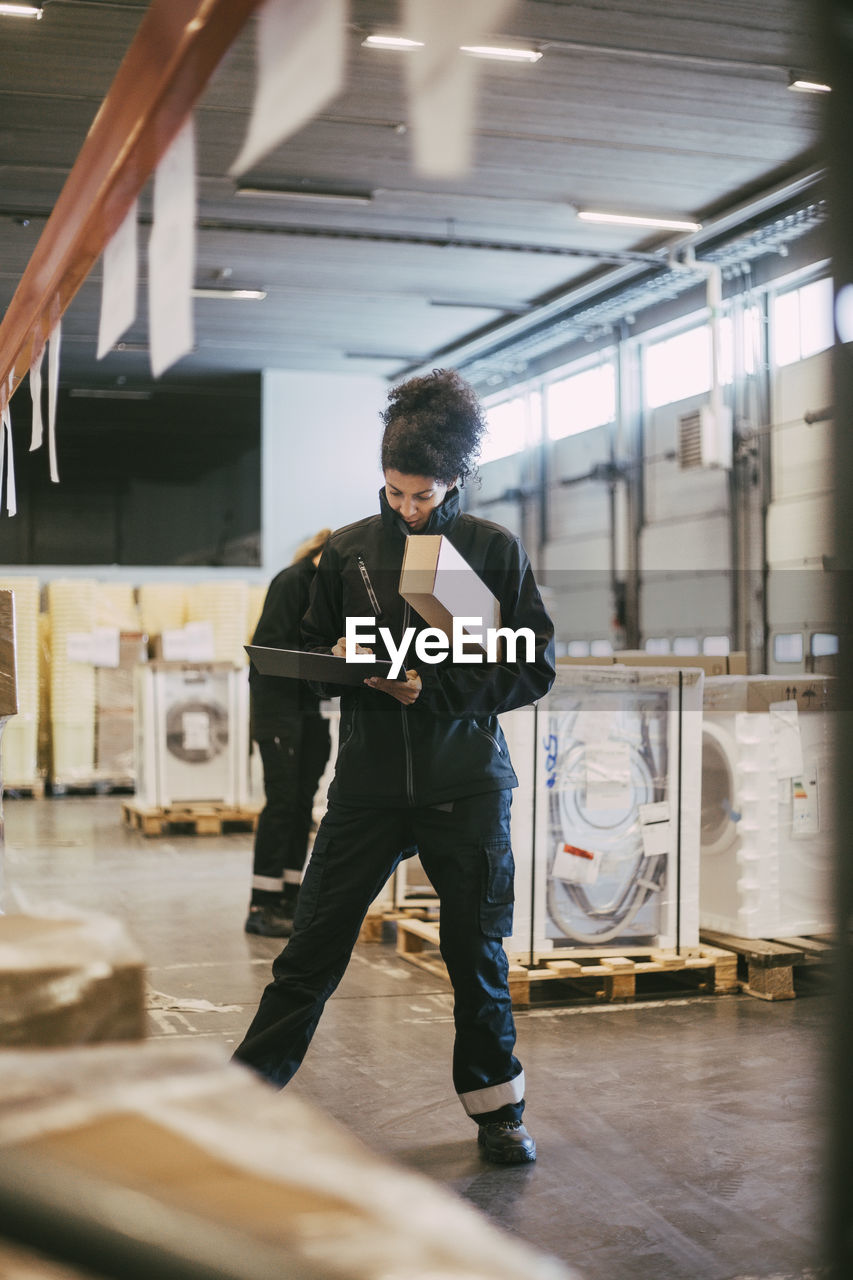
[479,840,515,939]
[292,832,329,930]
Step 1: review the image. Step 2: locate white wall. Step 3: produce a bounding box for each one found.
[261,369,387,572]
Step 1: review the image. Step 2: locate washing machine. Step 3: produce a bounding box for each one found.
[699,675,836,938]
[134,661,249,808]
[506,664,703,956]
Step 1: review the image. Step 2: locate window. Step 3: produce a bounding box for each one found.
[590,639,614,657]
[773,277,834,367]
[773,632,804,663]
[703,635,731,656]
[644,637,671,654]
[811,632,838,658]
[546,362,615,441]
[481,394,540,471]
[673,636,700,655]
[567,640,591,657]
[644,326,711,408]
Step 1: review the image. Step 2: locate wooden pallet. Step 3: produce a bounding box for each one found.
[395,917,739,1009]
[51,776,135,797]
[1,778,47,799]
[359,906,439,944]
[699,929,834,1000]
[121,800,261,837]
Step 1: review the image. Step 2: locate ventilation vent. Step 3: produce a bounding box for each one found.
[677,404,733,470]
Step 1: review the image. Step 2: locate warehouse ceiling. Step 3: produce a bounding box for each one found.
[0,0,827,397]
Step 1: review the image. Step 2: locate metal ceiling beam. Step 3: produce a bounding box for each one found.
[0,0,266,412]
[395,164,826,384]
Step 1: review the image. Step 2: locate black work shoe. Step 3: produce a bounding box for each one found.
[244,905,294,938]
[477,1120,537,1165]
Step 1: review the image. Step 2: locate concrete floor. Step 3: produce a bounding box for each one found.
[0,794,832,1280]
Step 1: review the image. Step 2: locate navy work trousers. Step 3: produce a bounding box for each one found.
[234,789,525,1124]
[251,715,331,900]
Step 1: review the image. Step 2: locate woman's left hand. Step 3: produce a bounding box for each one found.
[365,669,422,705]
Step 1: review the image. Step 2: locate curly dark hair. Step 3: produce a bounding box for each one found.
[380,369,486,486]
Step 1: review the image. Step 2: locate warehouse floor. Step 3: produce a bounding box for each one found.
[1,794,831,1280]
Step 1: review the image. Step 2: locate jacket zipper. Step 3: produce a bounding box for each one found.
[476,724,504,755]
[400,601,416,804]
[357,556,382,617]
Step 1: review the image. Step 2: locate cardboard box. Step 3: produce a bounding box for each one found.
[399,535,501,653]
[702,674,836,714]
[557,652,747,675]
[0,1043,579,1280]
[0,588,18,718]
[614,651,747,676]
[0,912,146,1047]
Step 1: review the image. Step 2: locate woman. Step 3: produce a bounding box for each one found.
[245,527,332,937]
[234,370,555,1164]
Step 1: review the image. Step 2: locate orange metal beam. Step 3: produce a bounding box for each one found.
[0,0,266,411]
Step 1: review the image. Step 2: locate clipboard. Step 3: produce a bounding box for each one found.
[246,645,394,684]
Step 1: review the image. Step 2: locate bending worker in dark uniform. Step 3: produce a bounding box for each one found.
[245,528,332,937]
[234,370,555,1164]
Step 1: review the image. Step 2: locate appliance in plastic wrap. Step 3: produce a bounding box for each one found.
[134,662,249,808]
[699,675,835,938]
[503,664,704,957]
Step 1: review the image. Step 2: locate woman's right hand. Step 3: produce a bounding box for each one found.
[332,636,373,659]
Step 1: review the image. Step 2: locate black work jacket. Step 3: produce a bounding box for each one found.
[301,487,555,808]
[249,556,323,738]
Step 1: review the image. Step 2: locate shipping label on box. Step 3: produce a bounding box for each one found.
[399,534,501,654]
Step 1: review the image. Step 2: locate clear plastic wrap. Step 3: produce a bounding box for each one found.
[0,1042,576,1280]
[0,906,145,1047]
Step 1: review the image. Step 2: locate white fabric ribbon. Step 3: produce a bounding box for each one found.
[229,0,346,177]
[48,319,61,483]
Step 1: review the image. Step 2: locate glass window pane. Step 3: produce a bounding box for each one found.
[811,632,838,657]
[481,397,527,464]
[644,325,712,409]
[773,632,804,663]
[644,637,671,654]
[799,277,834,359]
[590,639,614,657]
[673,636,700,655]
[703,635,731,656]
[546,363,615,441]
[773,290,801,367]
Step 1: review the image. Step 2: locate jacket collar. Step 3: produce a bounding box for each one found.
[379,485,461,537]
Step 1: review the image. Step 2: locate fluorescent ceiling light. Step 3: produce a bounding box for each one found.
[69,388,152,400]
[0,4,43,17]
[788,75,831,93]
[236,185,373,205]
[577,209,702,233]
[430,298,530,313]
[459,45,542,62]
[362,34,542,62]
[192,287,267,300]
[345,350,420,361]
[362,34,424,50]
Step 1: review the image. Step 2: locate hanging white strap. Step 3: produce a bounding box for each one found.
[403,0,514,177]
[229,0,346,177]
[29,343,45,451]
[97,198,138,360]
[48,319,61,483]
[1,375,16,517]
[148,116,195,378]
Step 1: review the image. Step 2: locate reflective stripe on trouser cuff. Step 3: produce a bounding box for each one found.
[252,875,284,892]
[283,869,302,885]
[458,1070,525,1117]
